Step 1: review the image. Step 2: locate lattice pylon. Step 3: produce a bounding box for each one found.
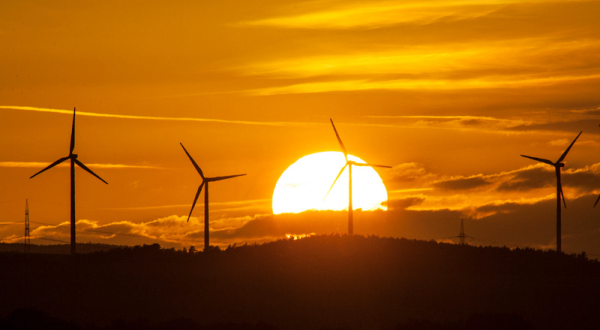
[24,199,30,253]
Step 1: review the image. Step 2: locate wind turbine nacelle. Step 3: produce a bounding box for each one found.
[71,154,79,159]
[558,163,565,167]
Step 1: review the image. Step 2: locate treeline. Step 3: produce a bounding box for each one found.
[1,235,599,330]
[0,308,534,330]
[0,242,118,254]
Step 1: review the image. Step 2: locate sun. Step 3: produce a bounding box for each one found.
[272,152,388,214]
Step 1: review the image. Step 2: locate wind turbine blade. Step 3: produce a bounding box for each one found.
[74,159,108,184]
[30,157,69,179]
[323,164,347,201]
[187,182,205,222]
[520,155,555,166]
[353,163,392,168]
[70,107,76,155]
[330,119,348,161]
[557,131,582,163]
[594,194,600,208]
[180,143,204,179]
[209,174,246,182]
[559,181,566,208]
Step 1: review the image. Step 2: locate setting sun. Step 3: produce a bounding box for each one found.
[272,152,388,214]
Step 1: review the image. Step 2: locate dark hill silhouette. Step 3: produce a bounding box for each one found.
[0,235,598,330]
[0,242,120,254]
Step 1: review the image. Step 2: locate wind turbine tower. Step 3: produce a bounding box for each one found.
[180,143,246,251]
[24,199,30,254]
[521,131,582,253]
[30,108,108,255]
[324,119,391,235]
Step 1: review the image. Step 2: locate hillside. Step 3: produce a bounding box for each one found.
[0,242,121,254]
[1,235,599,330]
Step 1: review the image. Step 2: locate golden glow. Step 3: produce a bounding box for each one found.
[272,152,388,214]
[285,233,315,240]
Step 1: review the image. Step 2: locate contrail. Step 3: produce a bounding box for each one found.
[0,105,316,127]
[0,161,162,169]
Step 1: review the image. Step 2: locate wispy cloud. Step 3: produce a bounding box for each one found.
[0,106,316,127]
[368,115,530,132]
[237,0,540,29]
[367,115,517,123]
[100,198,272,212]
[0,161,162,169]
[237,34,600,95]
[246,74,600,95]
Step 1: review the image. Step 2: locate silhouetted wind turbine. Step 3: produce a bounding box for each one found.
[180,143,246,251]
[521,131,582,253]
[324,119,391,235]
[30,107,107,255]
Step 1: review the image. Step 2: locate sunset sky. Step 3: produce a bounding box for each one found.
[2,0,600,255]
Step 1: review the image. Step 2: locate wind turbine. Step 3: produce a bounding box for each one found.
[324,119,391,235]
[521,131,582,253]
[30,107,108,255]
[180,143,246,251]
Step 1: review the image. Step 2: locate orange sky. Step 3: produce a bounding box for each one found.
[2,0,600,255]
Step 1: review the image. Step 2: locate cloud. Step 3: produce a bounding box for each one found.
[387,162,438,183]
[100,198,271,212]
[367,115,528,131]
[549,139,570,147]
[246,74,600,96]
[388,162,600,219]
[0,106,316,127]
[412,163,600,195]
[359,107,600,136]
[27,216,204,247]
[237,0,537,30]
[495,164,600,195]
[433,176,492,191]
[5,193,600,256]
[0,161,162,169]
[385,197,426,210]
[237,33,600,95]
[496,167,555,192]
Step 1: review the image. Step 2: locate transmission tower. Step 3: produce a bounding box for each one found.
[458,219,466,245]
[24,199,30,253]
[451,219,474,245]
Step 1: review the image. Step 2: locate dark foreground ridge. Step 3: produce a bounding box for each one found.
[1,235,599,330]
